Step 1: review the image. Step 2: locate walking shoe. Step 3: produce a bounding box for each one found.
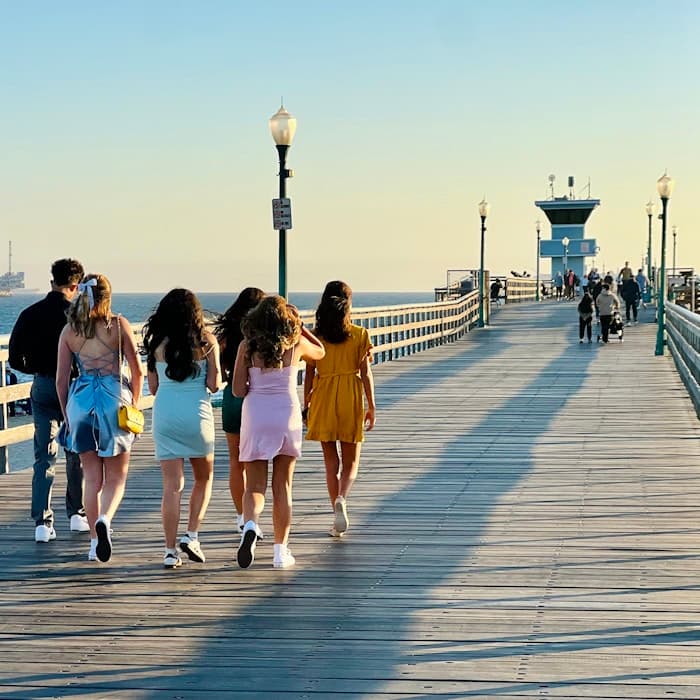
[579,339,583,344]
[88,539,98,561]
[333,496,349,534]
[237,522,258,569]
[164,551,182,569]
[273,543,296,569]
[95,515,112,563]
[179,535,206,563]
[70,514,90,532]
[328,526,345,538]
[35,525,56,543]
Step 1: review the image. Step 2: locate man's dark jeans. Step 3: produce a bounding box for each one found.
[625,299,638,322]
[30,375,84,526]
[600,315,612,343]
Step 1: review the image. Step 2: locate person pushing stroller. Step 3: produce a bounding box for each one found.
[595,284,621,344]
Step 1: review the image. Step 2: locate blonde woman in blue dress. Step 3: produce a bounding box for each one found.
[142,289,221,569]
[56,274,144,563]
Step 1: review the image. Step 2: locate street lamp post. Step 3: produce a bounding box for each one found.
[655,173,675,356]
[478,198,489,328]
[269,104,297,299]
[535,220,541,301]
[561,235,570,271]
[645,201,655,296]
[672,225,677,275]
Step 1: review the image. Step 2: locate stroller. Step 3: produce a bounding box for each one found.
[596,310,624,343]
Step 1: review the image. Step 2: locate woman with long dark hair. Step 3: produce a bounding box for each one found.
[56,273,143,562]
[303,281,375,537]
[232,296,325,569]
[213,287,265,531]
[142,289,221,569]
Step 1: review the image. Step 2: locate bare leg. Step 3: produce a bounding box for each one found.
[187,455,214,533]
[160,459,185,549]
[243,460,268,524]
[80,450,104,538]
[338,441,361,499]
[99,452,130,523]
[271,455,296,545]
[321,441,341,507]
[226,432,245,515]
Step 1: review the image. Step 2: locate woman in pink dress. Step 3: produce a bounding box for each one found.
[232,296,325,569]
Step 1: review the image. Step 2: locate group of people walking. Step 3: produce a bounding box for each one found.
[9,259,376,570]
[576,262,647,343]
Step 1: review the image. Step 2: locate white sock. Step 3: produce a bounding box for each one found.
[187,531,198,540]
[165,547,178,556]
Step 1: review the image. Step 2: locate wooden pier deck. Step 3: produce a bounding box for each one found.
[1,301,700,699]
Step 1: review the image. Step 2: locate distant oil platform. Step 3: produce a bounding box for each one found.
[0,242,38,297]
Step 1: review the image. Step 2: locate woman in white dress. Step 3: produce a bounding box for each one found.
[142,289,221,569]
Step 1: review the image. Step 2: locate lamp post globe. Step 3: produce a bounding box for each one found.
[655,173,674,356]
[477,199,489,328]
[269,105,297,299]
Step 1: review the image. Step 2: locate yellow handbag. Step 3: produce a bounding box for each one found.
[118,404,144,434]
[117,316,144,434]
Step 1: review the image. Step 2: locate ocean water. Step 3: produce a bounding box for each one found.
[0,290,435,336]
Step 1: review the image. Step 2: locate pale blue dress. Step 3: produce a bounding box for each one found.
[64,337,135,456]
[152,359,215,461]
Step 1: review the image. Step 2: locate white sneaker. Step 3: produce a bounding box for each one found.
[70,514,90,532]
[179,535,206,563]
[273,543,296,568]
[88,539,98,561]
[164,551,182,569]
[333,496,349,534]
[35,525,56,543]
[95,515,112,562]
[328,526,345,538]
[237,521,258,569]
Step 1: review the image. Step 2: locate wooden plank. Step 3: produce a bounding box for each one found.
[0,301,699,698]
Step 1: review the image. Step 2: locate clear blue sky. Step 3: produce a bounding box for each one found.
[1,1,698,292]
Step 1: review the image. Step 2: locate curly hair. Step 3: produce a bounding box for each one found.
[142,288,208,381]
[314,280,352,344]
[241,295,301,368]
[213,287,265,378]
[65,274,112,338]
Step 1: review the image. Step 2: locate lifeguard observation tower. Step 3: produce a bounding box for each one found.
[536,175,600,282]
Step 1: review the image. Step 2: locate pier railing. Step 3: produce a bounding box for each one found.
[665,302,700,416]
[0,292,480,474]
[504,276,537,303]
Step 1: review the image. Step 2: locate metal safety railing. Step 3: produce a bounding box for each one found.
[665,302,700,416]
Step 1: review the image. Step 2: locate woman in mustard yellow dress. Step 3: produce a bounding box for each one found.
[304,281,376,537]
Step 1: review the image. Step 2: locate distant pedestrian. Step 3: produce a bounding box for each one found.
[56,274,144,562]
[596,284,621,343]
[233,296,325,569]
[304,281,376,538]
[213,287,265,532]
[554,272,564,300]
[621,276,641,322]
[8,258,88,544]
[577,292,594,343]
[619,261,634,282]
[143,289,222,569]
[636,269,649,307]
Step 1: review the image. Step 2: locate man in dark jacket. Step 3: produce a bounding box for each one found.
[8,258,88,543]
[621,276,641,323]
